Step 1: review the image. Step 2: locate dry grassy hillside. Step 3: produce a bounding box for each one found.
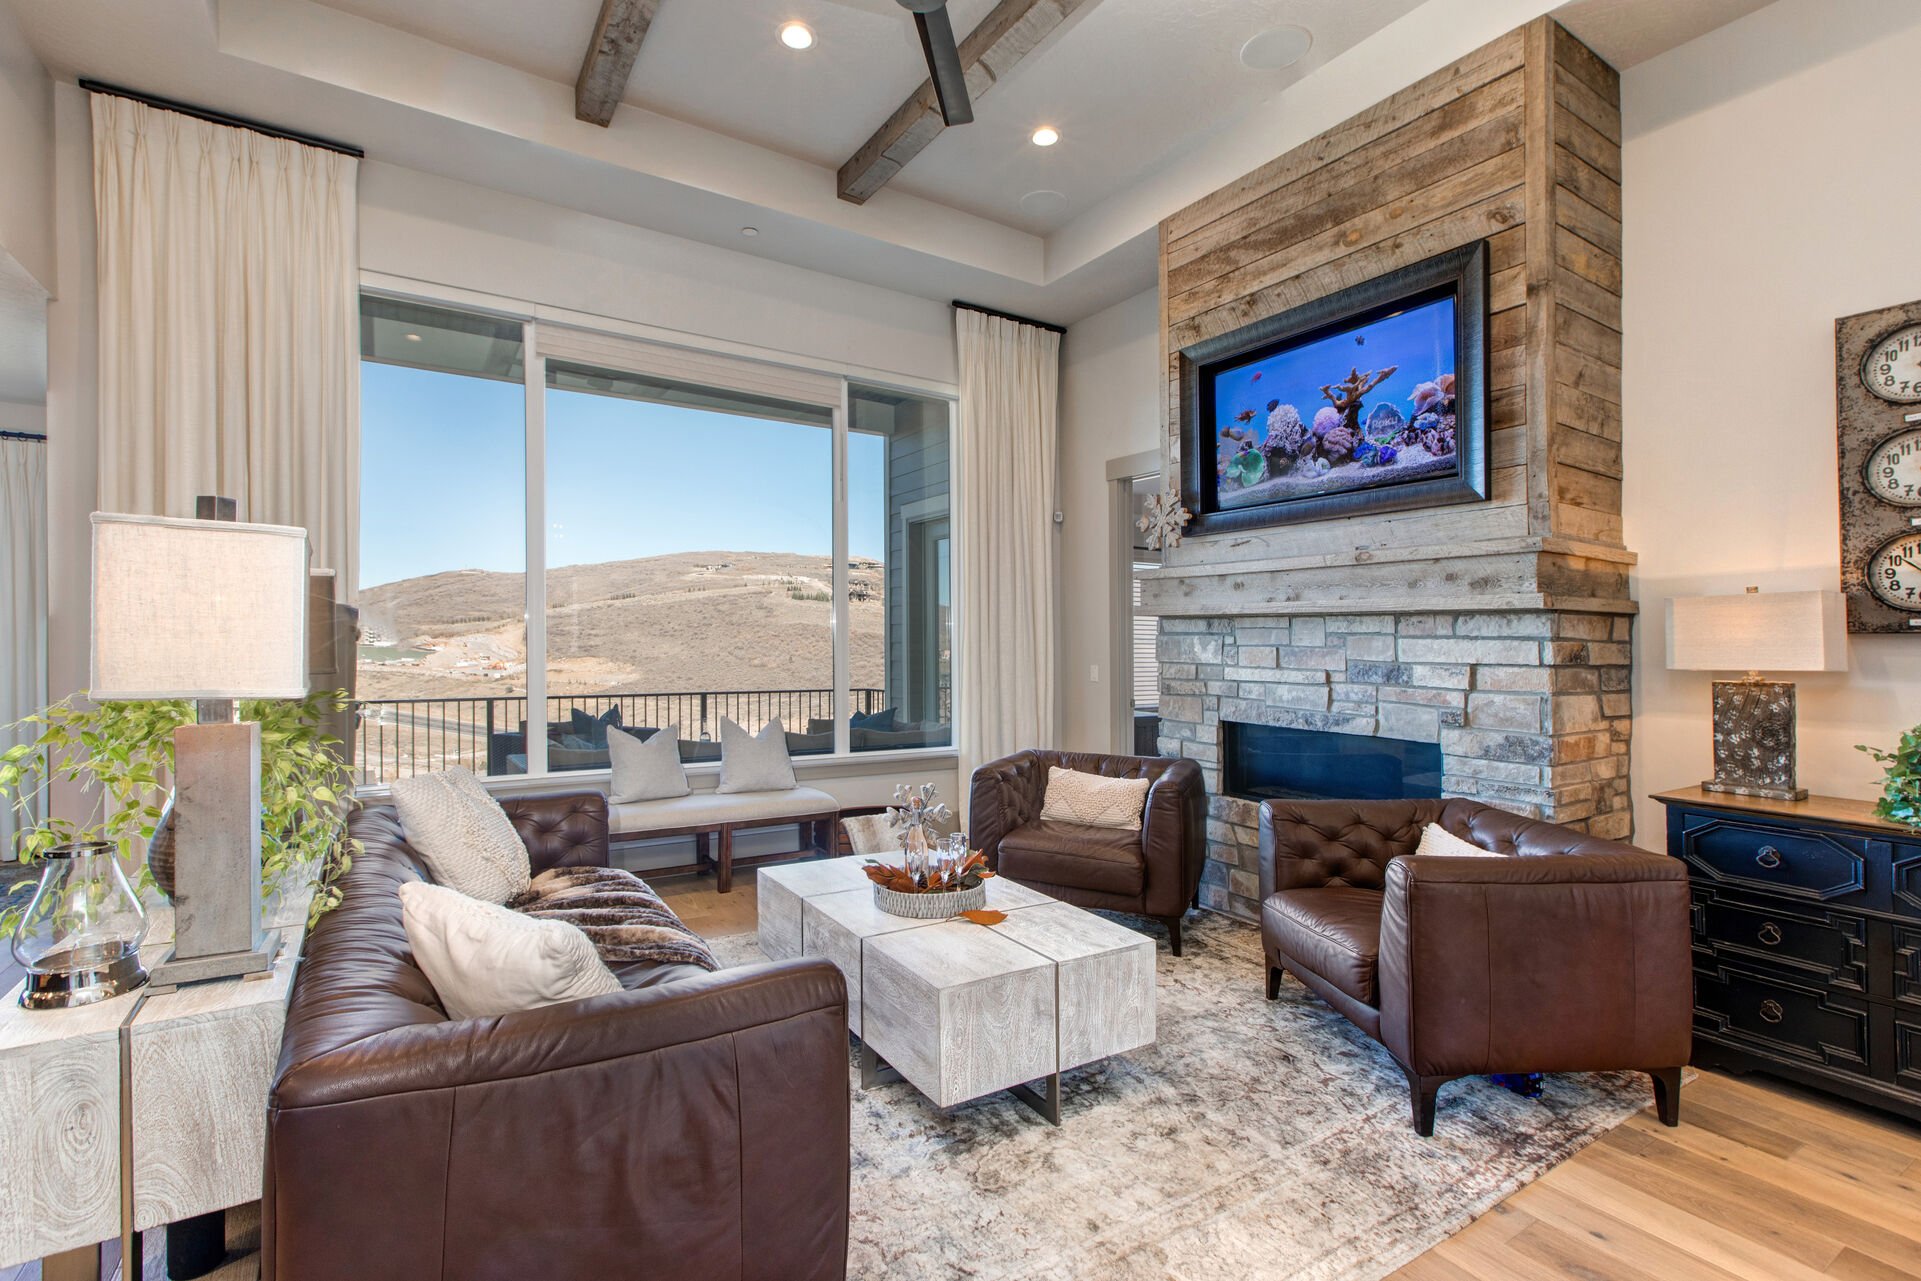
[357,551,883,702]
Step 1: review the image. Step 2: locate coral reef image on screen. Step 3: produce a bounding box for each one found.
[1212,295,1458,509]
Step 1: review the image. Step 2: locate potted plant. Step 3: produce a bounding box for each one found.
[0,691,360,939]
[1858,724,1921,830]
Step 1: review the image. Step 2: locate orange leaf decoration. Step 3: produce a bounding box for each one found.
[958,909,1007,926]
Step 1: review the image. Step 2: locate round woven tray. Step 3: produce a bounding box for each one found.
[872,881,987,920]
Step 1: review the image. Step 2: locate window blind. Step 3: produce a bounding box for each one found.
[537,324,842,418]
[1131,568,1159,711]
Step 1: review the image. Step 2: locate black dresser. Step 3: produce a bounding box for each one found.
[1657,787,1921,1123]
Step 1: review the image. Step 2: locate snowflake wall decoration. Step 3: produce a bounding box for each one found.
[1138,486,1192,549]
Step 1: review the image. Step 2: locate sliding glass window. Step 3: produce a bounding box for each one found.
[354,293,954,782]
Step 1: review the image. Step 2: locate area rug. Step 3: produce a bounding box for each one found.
[711,911,1663,1281]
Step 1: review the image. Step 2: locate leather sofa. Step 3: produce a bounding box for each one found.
[969,749,1206,954]
[264,792,850,1281]
[1259,798,1691,1136]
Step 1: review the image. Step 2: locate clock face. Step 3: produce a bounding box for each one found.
[1868,532,1921,611]
[1866,428,1921,506]
[1862,323,1921,403]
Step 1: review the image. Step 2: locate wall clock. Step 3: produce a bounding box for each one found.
[1838,299,1921,631]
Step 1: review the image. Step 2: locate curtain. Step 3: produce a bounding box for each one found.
[92,93,360,595]
[1,437,47,860]
[955,309,1062,800]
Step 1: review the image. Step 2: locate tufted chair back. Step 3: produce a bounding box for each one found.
[500,792,610,873]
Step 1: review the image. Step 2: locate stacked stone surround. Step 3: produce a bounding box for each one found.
[1158,609,1634,923]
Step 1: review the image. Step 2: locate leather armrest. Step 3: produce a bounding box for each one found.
[1141,758,1205,915]
[1377,852,1692,1077]
[968,750,1043,865]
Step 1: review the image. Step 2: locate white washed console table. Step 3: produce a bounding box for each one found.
[758,857,1155,1124]
[0,900,306,1279]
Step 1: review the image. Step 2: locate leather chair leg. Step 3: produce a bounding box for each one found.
[1650,1067,1682,1127]
[1161,915,1183,957]
[1265,965,1282,1001]
[1406,1070,1450,1137]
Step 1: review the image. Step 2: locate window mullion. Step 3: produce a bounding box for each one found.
[832,381,851,756]
[523,321,549,777]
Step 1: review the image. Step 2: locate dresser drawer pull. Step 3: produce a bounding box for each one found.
[1759,999,1784,1024]
[1754,846,1783,870]
[1757,922,1783,947]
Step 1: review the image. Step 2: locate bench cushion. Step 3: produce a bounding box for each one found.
[610,785,839,835]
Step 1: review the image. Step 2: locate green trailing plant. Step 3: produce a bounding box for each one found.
[1857,724,1921,830]
[0,691,361,936]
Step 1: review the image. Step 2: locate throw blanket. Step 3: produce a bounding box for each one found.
[508,866,719,973]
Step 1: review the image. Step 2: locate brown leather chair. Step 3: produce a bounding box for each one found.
[969,749,1206,954]
[1259,798,1692,1136]
[265,792,850,1281]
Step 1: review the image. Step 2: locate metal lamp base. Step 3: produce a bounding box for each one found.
[19,949,150,1009]
[1703,678,1806,803]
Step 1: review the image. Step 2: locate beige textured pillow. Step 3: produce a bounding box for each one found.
[389,767,533,903]
[1040,766,1151,830]
[607,724,690,803]
[398,881,622,1020]
[1415,822,1506,858]
[717,717,796,793]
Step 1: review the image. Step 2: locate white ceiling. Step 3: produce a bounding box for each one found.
[1553,0,1777,69]
[6,0,1782,325]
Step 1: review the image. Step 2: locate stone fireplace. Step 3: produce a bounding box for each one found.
[1145,20,1632,923]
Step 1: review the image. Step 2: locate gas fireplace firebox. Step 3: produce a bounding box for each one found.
[1221,721,1442,804]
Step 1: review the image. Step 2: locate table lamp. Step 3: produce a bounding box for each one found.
[90,503,311,986]
[1665,587,1847,801]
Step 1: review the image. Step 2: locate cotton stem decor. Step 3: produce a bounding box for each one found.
[955,309,1061,804]
[91,93,361,595]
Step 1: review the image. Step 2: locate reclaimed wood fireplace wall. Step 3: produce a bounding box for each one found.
[1141,18,1632,921]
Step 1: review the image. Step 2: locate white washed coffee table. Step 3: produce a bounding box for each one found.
[758,856,1156,1124]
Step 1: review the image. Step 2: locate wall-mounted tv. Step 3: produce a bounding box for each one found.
[1178,240,1490,535]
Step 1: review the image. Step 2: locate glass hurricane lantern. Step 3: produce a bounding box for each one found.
[11,841,151,1009]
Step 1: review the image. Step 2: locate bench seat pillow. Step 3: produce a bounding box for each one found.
[718,717,797,794]
[608,723,691,803]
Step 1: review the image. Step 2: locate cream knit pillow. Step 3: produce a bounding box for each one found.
[1040,766,1151,830]
[390,767,533,903]
[399,881,622,1020]
[1415,823,1506,858]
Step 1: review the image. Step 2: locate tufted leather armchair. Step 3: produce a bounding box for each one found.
[265,792,850,1281]
[1260,798,1692,1136]
[970,749,1206,954]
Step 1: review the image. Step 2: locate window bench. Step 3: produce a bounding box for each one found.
[609,787,841,893]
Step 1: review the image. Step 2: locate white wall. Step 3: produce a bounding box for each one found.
[0,3,54,294]
[1622,0,1921,839]
[1057,287,1161,752]
[0,402,45,435]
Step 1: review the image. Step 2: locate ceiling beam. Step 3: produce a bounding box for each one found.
[837,0,1096,205]
[576,0,663,127]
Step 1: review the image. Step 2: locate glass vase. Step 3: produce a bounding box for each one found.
[11,841,151,1009]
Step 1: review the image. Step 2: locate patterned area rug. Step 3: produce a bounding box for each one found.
[712,911,1663,1281]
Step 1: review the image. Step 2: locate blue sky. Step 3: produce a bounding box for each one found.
[360,363,886,590]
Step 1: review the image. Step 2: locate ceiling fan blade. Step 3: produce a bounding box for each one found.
[913,5,975,126]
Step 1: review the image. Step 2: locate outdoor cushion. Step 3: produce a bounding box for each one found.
[609,785,838,835]
[1262,887,1382,1005]
[997,820,1145,896]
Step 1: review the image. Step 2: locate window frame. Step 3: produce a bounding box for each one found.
[356,276,959,786]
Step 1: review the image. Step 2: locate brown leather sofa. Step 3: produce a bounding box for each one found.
[1259,798,1691,1136]
[264,792,850,1281]
[969,749,1206,954]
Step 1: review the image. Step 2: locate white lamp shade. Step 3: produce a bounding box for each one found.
[91,513,312,699]
[1665,589,1848,674]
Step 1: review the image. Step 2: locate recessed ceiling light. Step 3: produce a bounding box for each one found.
[778,21,815,50]
[1239,25,1313,71]
[403,332,422,342]
[740,226,760,237]
[1031,125,1060,147]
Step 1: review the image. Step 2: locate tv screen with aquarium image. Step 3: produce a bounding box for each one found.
[1179,241,1489,534]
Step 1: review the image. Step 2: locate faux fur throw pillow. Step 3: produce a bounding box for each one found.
[1040,766,1151,830]
[508,866,719,973]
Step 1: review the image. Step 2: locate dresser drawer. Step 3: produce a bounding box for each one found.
[1896,1008,1921,1096]
[1897,845,1921,921]
[1693,958,1875,1079]
[1678,813,1884,910]
[1897,923,1921,1009]
[1690,887,1874,996]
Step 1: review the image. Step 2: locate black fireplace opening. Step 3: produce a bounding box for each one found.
[1221,721,1442,803]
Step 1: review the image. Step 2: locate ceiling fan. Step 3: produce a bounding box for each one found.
[823,0,975,125]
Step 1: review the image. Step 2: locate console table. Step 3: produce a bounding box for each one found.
[1656,787,1921,1123]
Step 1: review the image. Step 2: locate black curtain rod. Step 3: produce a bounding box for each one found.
[952,300,1066,336]
[79,79,365,159]
[1,430,47,442]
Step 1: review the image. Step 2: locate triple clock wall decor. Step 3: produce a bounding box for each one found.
[1838,299,1921,632]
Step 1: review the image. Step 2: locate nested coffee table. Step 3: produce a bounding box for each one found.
[758,856,1156,1124]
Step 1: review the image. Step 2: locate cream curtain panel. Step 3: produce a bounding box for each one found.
[955,309,1062,797]
[92,93,360,594]
[1,437,47,859]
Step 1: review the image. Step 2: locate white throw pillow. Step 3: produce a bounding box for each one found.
[389,767,533,903]
[717,717,796,794]
[607,724,690,803]
[1415,822,1506,858]
[398,880,622,1020]
[1040,766,1151,830]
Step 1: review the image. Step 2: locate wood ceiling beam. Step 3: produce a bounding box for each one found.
[576,0,663,127]
[837,0,1097,205]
